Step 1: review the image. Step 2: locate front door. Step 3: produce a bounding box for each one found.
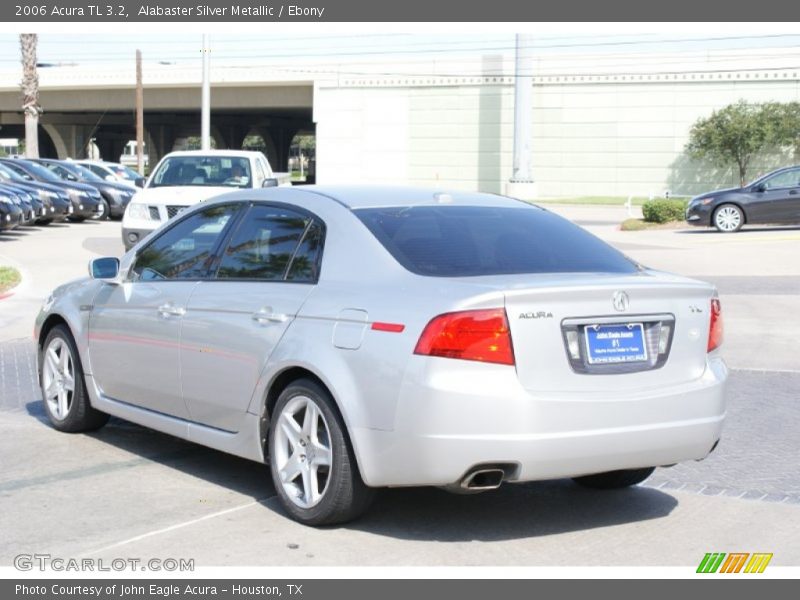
[89,203,241,418]
[748,168,800,223]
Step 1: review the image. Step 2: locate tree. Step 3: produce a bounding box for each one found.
[684,100,800,186]
[765,101,800,160]
[19,34,42,159]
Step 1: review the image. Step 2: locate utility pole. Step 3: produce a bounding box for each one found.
[135,49,144,175]
[201,34,211,150]
[507,33,537,199]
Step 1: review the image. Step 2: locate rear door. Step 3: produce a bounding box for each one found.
[180,203,325,432]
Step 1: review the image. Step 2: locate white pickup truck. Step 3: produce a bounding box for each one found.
[121,150,291,250]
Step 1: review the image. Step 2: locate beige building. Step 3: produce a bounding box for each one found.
[2,44,799,197]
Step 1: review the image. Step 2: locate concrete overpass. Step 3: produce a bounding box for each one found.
[0,63,315,170]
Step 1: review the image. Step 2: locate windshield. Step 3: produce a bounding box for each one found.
[110,164,141,180]
[356,205,640,277]
[70,163,105,183]
[9,160,63,183]
[150,156,252,189]
[0,164,24,181]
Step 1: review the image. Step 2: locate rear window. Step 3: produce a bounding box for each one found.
[355,205,639,277]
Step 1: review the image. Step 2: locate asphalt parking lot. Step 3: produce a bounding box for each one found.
[1,209,799,567]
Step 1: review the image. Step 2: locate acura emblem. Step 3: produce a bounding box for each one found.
[612,291,630,312]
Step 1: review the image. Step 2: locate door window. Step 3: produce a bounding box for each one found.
[216,205,322,281]
[131,205,239,281]
[762,169,800,190]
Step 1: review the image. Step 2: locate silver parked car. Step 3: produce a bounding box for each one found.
[35,186,727,525]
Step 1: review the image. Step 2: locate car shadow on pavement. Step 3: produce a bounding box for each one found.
[23,397,678,541]
[677,225,800,234]
[24,399,273,500]
[341,482,677,542]
[0,230,31,241]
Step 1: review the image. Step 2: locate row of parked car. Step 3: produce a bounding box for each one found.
[0,157,145,232]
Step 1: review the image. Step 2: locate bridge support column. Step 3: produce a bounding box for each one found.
[148,125,178,167]
[262,126,297,172]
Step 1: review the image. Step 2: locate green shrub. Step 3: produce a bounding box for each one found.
[641,199,688,224]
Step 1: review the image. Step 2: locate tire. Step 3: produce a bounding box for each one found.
[36,219,52,226]
[67,216,86,223]
[93,199,110,221]
[572,467,655,489]
[713,204,744,233]
[268,379,374,525]
[40,324,109,433]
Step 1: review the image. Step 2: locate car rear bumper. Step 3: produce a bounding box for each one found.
[351,356,727,488]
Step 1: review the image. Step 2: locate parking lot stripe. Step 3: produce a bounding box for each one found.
[78,496,274,557]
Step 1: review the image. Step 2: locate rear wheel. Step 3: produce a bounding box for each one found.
[268,379,374,525]
[572,467,655,489]
[41,325,109,432]
[713,204,744,233]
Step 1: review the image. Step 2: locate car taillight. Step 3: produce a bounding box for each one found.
[414,308,515,366]
[708,298,723,352]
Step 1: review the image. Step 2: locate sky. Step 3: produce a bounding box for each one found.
[1,32,800,71]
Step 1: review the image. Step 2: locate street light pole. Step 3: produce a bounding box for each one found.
[201,34,211,151]
[507,33,537,199]
[135,49,144,175]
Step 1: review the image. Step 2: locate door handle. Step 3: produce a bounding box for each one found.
[158,303,186,318]
[252,308,288,324]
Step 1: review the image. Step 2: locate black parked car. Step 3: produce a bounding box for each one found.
[0,191,24,231]
[0,158,102,222]
[0,163,72,224]
[0,183,38,225]
[686,166,800,232]
[33,159,136,220]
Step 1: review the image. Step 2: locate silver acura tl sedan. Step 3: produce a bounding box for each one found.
[35,186,727,525]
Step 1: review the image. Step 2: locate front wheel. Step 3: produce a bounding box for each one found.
[572,467,655,489]
[41,325,109,432]
[268,379,374,525]
[713,204,744,233]
[93,200,110,221]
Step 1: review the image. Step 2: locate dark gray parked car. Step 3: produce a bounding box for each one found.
[686,166,800,232]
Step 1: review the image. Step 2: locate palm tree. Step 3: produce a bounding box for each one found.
[19,34,41,158]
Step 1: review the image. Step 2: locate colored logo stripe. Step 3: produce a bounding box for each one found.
[744,553,773,573]
[697,553,726,573]
[697,552,773,573]
[720,553,749,573]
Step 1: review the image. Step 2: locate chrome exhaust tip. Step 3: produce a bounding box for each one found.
[461,468,505,491]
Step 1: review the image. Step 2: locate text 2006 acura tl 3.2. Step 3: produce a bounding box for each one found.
[35,186,727,525]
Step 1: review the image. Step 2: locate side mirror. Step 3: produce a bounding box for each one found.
[262,178,279,188]
[89,257,120,281]
[754,183,767,193]
[135,178,145,188]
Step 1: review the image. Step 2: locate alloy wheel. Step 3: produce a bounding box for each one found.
[42,337,75,420]
[714,206,742,232]
[273,395,333,509]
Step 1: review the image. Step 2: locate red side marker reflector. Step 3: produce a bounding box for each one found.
[371,322,406,333]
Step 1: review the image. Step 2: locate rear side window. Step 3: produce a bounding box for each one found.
[355,205,639,277]
[216,205,322,282]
